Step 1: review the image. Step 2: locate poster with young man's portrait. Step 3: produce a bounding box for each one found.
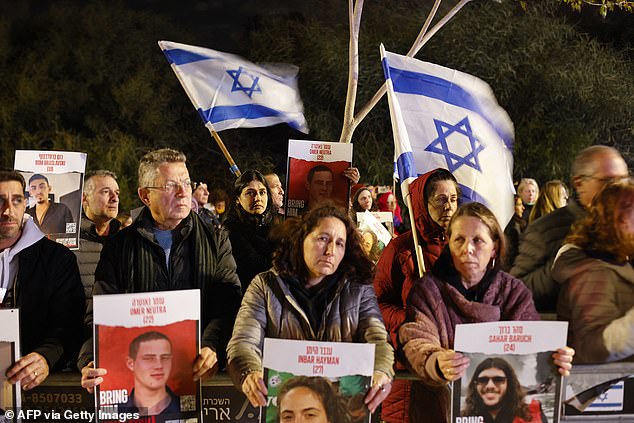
[452,321,568,423]
[262,339,374,423]
[285,140,353,217]
[94,290,201,423]
[14,150,86,249]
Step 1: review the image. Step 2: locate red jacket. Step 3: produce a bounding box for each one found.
[373,169,453,423]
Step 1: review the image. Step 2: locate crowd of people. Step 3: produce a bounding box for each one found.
[0,143,631,422]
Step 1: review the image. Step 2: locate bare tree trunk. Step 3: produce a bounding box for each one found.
[339,0,364,144]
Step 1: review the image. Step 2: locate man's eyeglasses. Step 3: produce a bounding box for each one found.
[145,180,196,193]
[581,175,627,184]
[475,376,507,386]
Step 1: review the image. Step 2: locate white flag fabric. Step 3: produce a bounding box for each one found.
[159,40,309,133]
[381,45,515,227]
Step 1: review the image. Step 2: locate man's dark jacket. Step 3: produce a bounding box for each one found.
[78,208,242,369]
[16,237,85,370]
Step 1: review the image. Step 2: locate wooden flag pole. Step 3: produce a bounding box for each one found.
[404,180,426,278]
[206,124,242,177]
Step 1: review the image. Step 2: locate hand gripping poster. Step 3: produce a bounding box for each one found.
[285,140,353,217]
[262,338,374,423]
[93,290,201,423]
[452,321,568,423]
[14,150,86,249]
[0,309,20,423]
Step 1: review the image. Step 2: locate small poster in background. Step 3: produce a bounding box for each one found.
[14,150,86,249]
[452,321,568,423]
[262,338,374,423]
[0,309,21,422]
[357,211,393,263]
[93,290,201,423]
[285,140,353,217]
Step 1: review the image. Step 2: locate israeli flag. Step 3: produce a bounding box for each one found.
[381,45,515,226]
[159,41,309,133]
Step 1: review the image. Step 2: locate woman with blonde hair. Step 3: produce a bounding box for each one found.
[528,180,568,224]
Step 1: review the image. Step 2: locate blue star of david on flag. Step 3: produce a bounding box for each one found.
[424,116,485,173]
[226,66,262,98]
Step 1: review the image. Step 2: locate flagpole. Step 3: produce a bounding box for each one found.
[404,180,426,278]
[205,123,242,177]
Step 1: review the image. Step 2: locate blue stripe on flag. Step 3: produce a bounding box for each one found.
[457,183,488,205]
[198,104,303,132]
[396,152,417,181]
[383,61,513,150]
[163,48,211,66]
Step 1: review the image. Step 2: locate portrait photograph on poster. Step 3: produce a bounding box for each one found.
[262,338,374,423]
[452,321,568,423]
[14,150,86,249]
[93,290,201,423]
[285,140,353,217]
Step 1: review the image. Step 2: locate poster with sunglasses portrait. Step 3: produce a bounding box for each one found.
[93,290,201,423]
[262,338,374,423]
[452,321,568,423]
[14,150,86,249]
[0,309,20,422]
[285,140,353,217]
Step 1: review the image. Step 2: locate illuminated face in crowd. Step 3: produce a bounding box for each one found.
[126,339,173,392]
[302,217,346,287]
[0,181,26,245]
[575,152,628,209]
[29,177,51,205]
[514,197,524,218]
[238,180,268,215]
[356,189,373,211]
[427,180,458,230]
[279,386,331,423]
[265,174,285,210]
[449,216,497,288]
[84,176,120,222]
[193,183,209,205]
[141,162,193,230]
[475,367,508,409]
[519,184,537,206]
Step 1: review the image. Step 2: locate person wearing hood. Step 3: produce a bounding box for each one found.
[553,178,634,363]
[377,191,409,235]
[224,170,276,292]
[373,168,459,423]
[0,170,84,390]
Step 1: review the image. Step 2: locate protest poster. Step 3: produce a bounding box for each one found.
[262,338,374,423]
[14,150,86,249]
[0,309,20,422]
[356,211,393,263]
[285,140,353,217]
[452,321,568,423]
[93,290,201,423]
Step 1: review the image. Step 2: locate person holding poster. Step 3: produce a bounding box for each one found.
[0,170,84,389]
[399,202,574,423]
[553,178,634,363]
[227,205,394,414]
[26,173,74,235]
[79,149,242,392]
[462,357,548,423]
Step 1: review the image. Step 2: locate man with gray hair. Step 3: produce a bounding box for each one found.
[511,145,629,313]
[74,170,121,301]
[79,149,242,393]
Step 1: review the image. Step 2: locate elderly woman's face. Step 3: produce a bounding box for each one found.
[279,386,330,423]
[303,217,347,287]
[427,180,458,230]
[449,216,496,288]
[238,180,268,215]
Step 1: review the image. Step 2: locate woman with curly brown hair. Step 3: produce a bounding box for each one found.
[553,177,634,363]
[226,205,394,415]
[462,357,547,423]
